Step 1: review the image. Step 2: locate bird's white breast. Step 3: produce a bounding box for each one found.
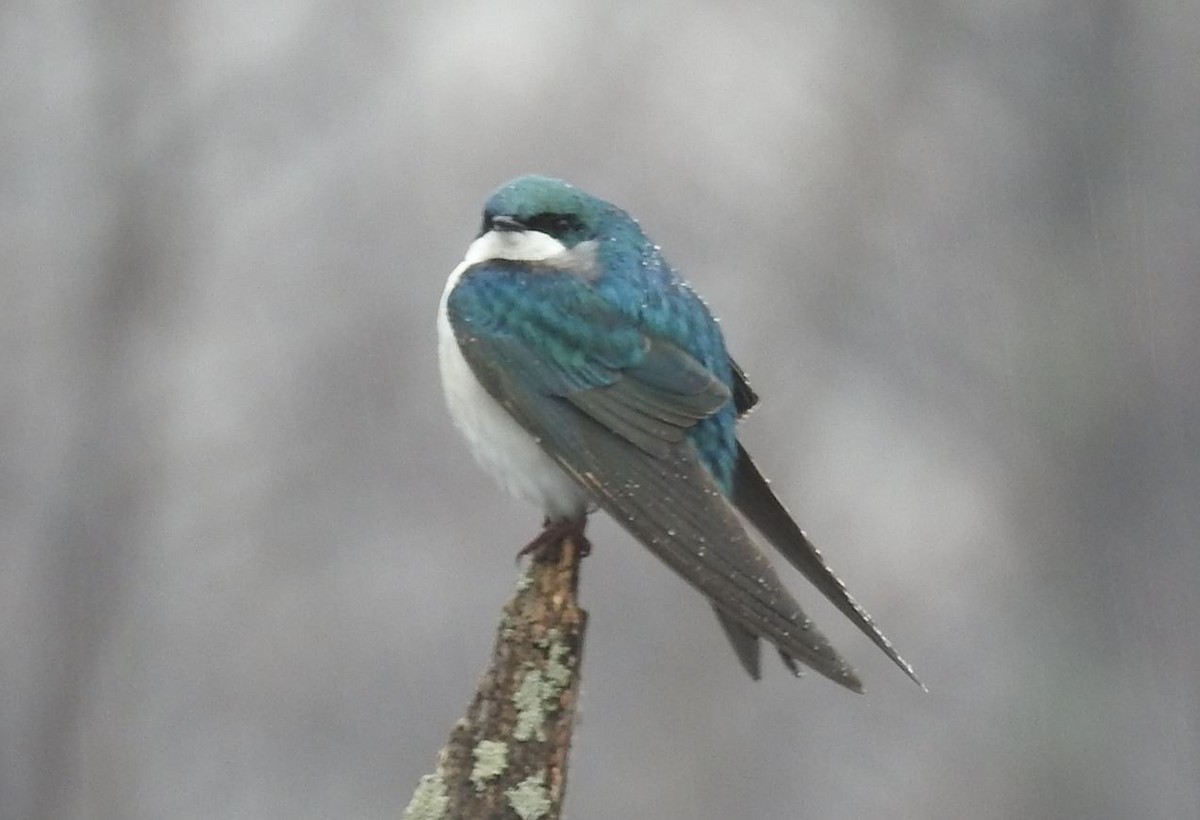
[437,230,591,520]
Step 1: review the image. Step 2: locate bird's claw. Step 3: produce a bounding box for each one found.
[517,516,590,564]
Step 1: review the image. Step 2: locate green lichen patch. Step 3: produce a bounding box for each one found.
[544,637,573,689]
[512,667,548,741]
[470,739,509,789]
[403,772,449,819]
[513,630,577,742]
[506,770,552,820]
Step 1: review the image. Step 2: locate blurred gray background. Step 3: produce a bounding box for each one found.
[4,1,1198,818]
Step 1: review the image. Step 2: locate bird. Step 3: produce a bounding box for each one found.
[437,175,922,692]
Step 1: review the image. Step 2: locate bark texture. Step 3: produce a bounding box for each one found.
[404,534,588,820]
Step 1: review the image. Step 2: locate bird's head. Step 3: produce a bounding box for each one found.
[460,175,651,278]
[478,175,618,250]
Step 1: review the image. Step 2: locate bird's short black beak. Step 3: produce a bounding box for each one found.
[490,214,527,233]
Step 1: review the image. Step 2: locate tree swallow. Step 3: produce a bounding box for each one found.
[438,175,921,692]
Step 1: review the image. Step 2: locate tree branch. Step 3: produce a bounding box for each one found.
[404,534,588,820]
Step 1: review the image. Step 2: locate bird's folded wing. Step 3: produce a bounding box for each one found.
[447,263,863,689]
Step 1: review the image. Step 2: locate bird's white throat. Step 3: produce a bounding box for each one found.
[462,228,567,269]
[437,229,591,519]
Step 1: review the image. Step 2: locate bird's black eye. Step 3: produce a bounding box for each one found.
[524,211,582,238]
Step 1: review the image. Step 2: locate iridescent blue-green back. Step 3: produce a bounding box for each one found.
[588,211,737,492]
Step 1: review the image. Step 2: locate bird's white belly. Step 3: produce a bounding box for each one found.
[437,239,591,520]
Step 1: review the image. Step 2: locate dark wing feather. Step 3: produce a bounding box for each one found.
[452,337,864,690]
[565,337,732,457]
[711,604,762,680]
[732,443,925,689]
[730,357,759,418]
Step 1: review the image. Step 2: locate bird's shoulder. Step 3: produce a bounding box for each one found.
[448,259,645,364]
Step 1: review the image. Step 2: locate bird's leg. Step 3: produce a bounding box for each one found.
[517,515,590,563]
